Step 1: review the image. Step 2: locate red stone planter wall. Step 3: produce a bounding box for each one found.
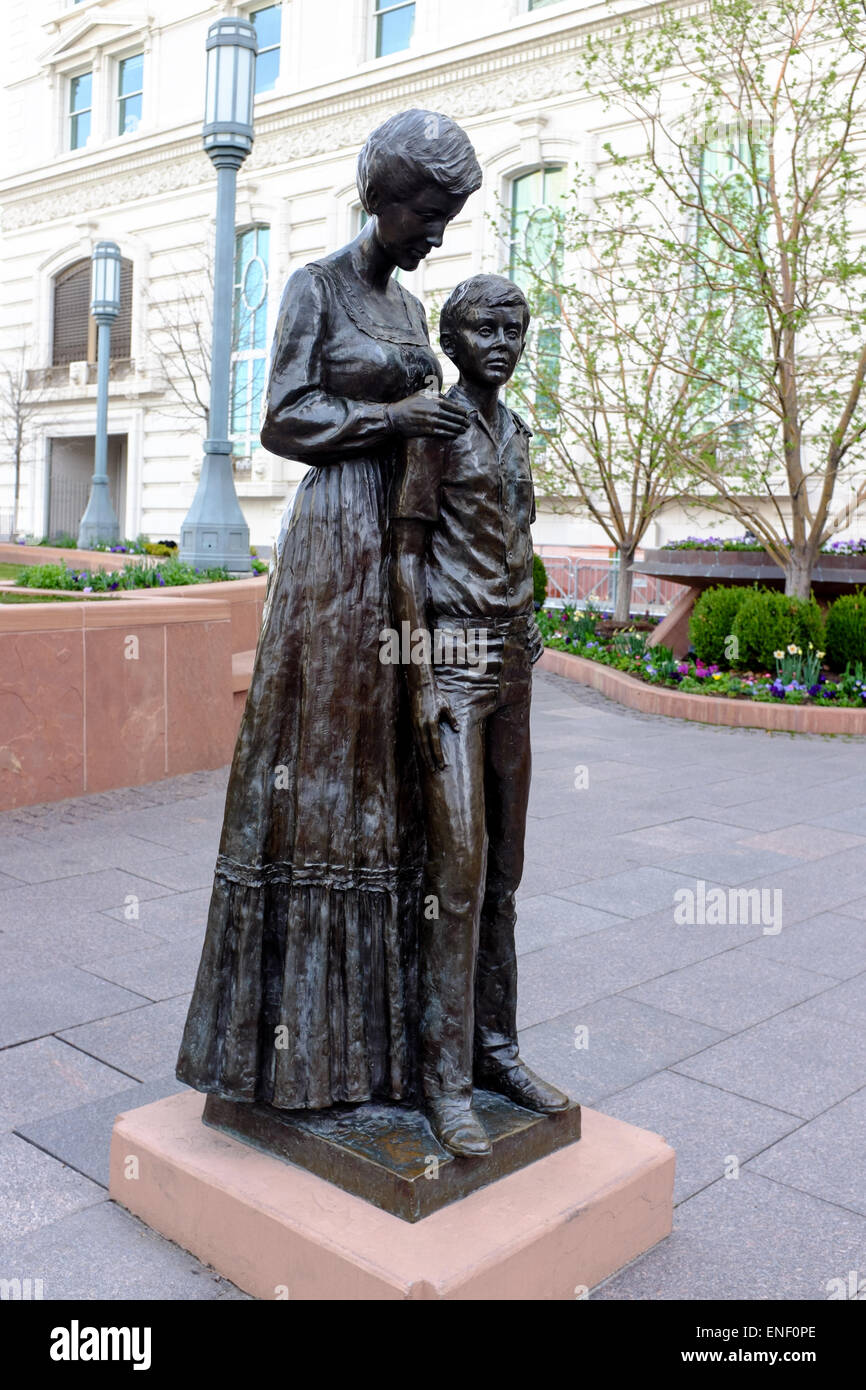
[0,596,244,811]
[539,647,866,735]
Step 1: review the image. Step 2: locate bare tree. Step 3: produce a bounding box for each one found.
[0,353,44,538]
[149,253,212,431]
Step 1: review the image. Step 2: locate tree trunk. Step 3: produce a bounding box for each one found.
[784,547,817,599]
[12,448,21,538]
[613,546,636,623]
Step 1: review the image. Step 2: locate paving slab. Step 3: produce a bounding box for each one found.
[623,951,833,1032]
[57,996,192,1082]
[602,1070,802,1203]
[0,968,147,1048]
[16,1077,188,1188]
[82,938,204,1003]
[592,1170,866,1300]
[515,894,627,955]
[732,913,866,981]
[747,1087,866,1216]
[0,1201,240,1301]
[519,996,725,1105]
[0,870,174,932]
[673,1000,866,1117]
[0,1038,133,1131]
[0,1132,104,1241]
[102,887,212,943]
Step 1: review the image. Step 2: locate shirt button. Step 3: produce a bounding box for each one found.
[508,586,515,595]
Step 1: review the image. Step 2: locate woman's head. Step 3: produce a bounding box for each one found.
[356,109,482,271]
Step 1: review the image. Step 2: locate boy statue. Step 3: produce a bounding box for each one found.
[391,273,569,1158]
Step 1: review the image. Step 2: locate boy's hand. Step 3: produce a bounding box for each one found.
[411,684,459,772]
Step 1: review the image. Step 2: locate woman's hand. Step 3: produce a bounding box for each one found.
[387,391,471,439]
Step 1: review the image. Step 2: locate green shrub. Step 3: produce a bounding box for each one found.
[730,587,825,670]
[16,558,232,592]
[533,553,548,605]
[825,590,866,671]
[689,586,750,666]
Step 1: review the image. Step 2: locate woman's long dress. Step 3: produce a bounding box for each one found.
[176,254,439,1109]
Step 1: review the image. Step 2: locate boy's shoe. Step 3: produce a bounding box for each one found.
[426,1097,492,1157]
[476,1058,569,1114]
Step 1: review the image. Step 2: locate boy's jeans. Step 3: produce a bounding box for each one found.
[418,614,535,1104]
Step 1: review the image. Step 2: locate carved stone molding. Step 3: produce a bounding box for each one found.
[2,38,587,230]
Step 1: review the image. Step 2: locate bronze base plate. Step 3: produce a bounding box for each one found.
[203,1091,581,1223]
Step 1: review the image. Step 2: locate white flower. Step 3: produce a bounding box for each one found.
[773,650,785,660]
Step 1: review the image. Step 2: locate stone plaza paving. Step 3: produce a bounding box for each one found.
[1,669,865,1300]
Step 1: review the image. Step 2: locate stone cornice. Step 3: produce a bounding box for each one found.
[1,16,604,231]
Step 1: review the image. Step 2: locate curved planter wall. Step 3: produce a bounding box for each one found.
[539,647,866,736]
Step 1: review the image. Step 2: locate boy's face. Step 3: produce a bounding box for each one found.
[443,304,526,388]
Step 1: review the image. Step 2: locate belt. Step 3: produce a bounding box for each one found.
[432,612,535,636]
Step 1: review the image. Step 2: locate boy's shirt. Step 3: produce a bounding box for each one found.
[392,383,536,622]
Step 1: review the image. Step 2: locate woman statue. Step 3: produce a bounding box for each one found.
[177,110,482,1115]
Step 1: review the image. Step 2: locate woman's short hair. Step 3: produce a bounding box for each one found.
[439,274,531,342]
[356,109,482,214]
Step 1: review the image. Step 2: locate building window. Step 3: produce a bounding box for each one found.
[375,1,415,58]
[69,71,92,150]
[528,0,561,9]
[252,4,281,93]
[52,257,133,366]
[231,226,270,462]
[509,166,566,421]
[117,53,144,135]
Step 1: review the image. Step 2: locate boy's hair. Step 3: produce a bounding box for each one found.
[356,109,482,215]
[439,274,531,342]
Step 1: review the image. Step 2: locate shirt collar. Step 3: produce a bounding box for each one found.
[447,384,517,454]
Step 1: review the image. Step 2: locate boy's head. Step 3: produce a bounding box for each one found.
[439,275,530,390]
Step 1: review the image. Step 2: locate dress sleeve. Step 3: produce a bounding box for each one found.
[260,266,393,461]
[391,436,446,520]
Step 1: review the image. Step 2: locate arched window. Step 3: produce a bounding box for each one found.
[509,166,566,422]
[230,225,270,464]
[52,256,133,366]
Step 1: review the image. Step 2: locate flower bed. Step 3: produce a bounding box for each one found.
[662,534,866,556]
[13,558,236,592]
[538,606,866,708]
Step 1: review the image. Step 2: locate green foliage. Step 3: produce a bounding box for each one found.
[533,553,548,606]
[611,628,647,658]
[250,557,268,575]
[730,588,825,670]
[16,559,232,592]
[39,533,77,548]
[690,586,750,666]
[825,591,866,671]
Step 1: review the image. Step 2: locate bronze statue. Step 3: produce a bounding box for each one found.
[177,109,481,1109]
[391,274,568,1156]
[177,112,574,1188]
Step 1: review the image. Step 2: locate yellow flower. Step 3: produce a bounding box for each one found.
[817,651,825,659]
[773,650,784,660]
[712,672,723,679]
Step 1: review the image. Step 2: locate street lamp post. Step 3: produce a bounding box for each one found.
[179,17,257,573]
[77,240,122,550]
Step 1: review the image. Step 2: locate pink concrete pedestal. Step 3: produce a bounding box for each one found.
[109,1092,674,1301]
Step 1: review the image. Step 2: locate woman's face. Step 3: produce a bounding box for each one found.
[371,184,469,272]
